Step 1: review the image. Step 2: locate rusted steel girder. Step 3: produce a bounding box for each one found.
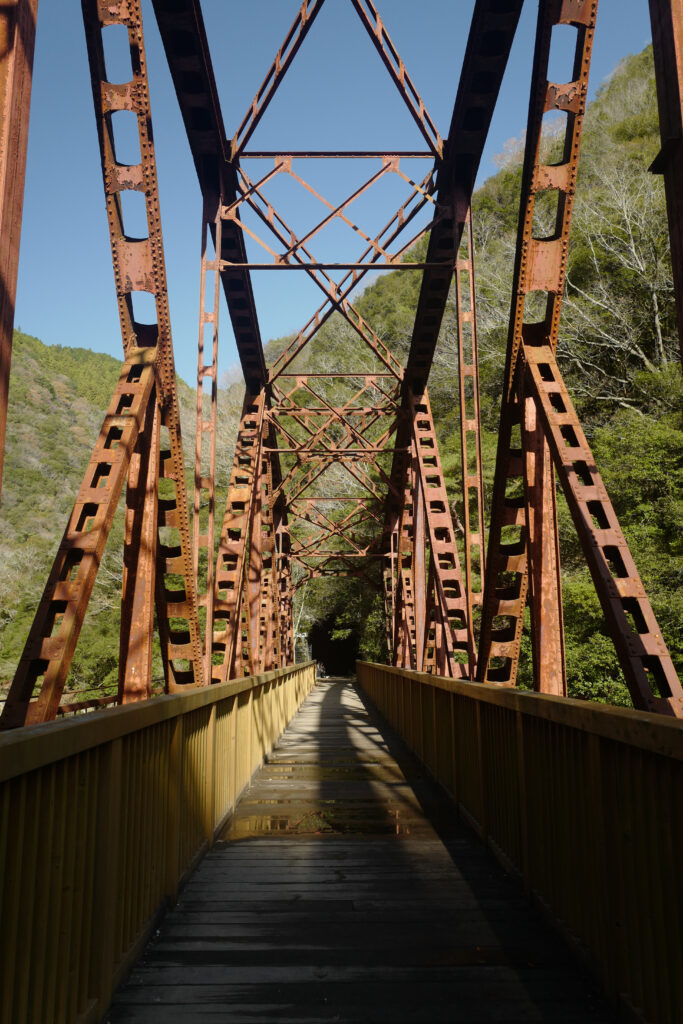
[226,155,442,273]
[153,0,289,673]
[522,344,683,716]
[392,450,418,669]
[649,0,683,361]
[151,0,268,393]
[0,359,156,728]
[119,386,159,703]
[456,212,486,676]
[404,0,525,396]
[380,383,471,676]
[2,0,214,725]
[193,201,222,685]
[212,392,266,681]
[379,0,524,678]
[410,390,472,675]
[82,0,204,693]
[349,0,443,158]
[275,505,294,665]
[211,389,290,679]
[0,0,38,504]
[478,0,598,693]
[255,450,278,672]
[231,0,326,161]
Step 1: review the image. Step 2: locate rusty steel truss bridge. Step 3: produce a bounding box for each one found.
[1,0,683,728]
[1,3,683,1023]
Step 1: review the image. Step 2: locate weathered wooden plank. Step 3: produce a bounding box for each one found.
[109,1003,603,1024]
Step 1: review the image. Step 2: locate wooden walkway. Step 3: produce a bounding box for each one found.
[106,679,611,1023]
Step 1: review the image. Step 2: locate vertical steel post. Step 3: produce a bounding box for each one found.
[394,456,417,669]
[456,211,486,676]
[0,0,38,502]
[193,200,222,684]
[649,0,683,360]
[520,381,566,695]
[258,448,279,671]
[213,391,265,681]
[246,436,264,676]
[119,388,160,702]
[410,390,471,677]
[274,501,294,667]
[478,0,597,689]
[412,456,426,670]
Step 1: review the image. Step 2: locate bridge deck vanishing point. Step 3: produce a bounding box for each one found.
[106,679,611,1023]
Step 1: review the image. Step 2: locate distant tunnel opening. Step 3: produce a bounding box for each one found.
[309,613,360,677]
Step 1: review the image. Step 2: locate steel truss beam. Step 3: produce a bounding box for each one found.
[403,0,525,396]
[478,0,596,693]
[474,0,683,716]
[151,0,268,392]
[193,200,222,684]
[212,392,265,681]
[0,359,156,727]
[0,0,37,504]
[2,0,682,724]
[2,0,209,726]
[81,0,204,694]
[382,389,472,676]
[379,0,524,679]
[456,212,486,675]
[522,343,683,715]
[649,0,683,361]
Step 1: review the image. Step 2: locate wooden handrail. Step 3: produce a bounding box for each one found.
[0,664,314,783]
[357,662,683,760]
[0,662,316,1024]
[357,661,683,1024]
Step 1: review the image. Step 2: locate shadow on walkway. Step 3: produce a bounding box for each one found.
[106,678,612,1023]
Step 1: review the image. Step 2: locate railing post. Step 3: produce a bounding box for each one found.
[204,704,217,846]
[586,731,614,1000]
[89,737,122,1015]
[450,692,458,804]
[165,716,183,905]
[515,710,530,893]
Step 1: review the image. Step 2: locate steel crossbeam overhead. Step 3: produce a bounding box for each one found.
[1,0,683,728]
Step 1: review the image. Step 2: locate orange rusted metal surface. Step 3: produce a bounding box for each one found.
[0,0,38,504]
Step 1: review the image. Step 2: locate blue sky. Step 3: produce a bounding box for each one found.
[15,0,654,389]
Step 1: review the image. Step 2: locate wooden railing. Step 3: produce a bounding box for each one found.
[0,662,316,1024]
[357,661,683,1024]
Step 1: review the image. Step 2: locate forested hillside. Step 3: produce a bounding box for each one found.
[1,46,680,708]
